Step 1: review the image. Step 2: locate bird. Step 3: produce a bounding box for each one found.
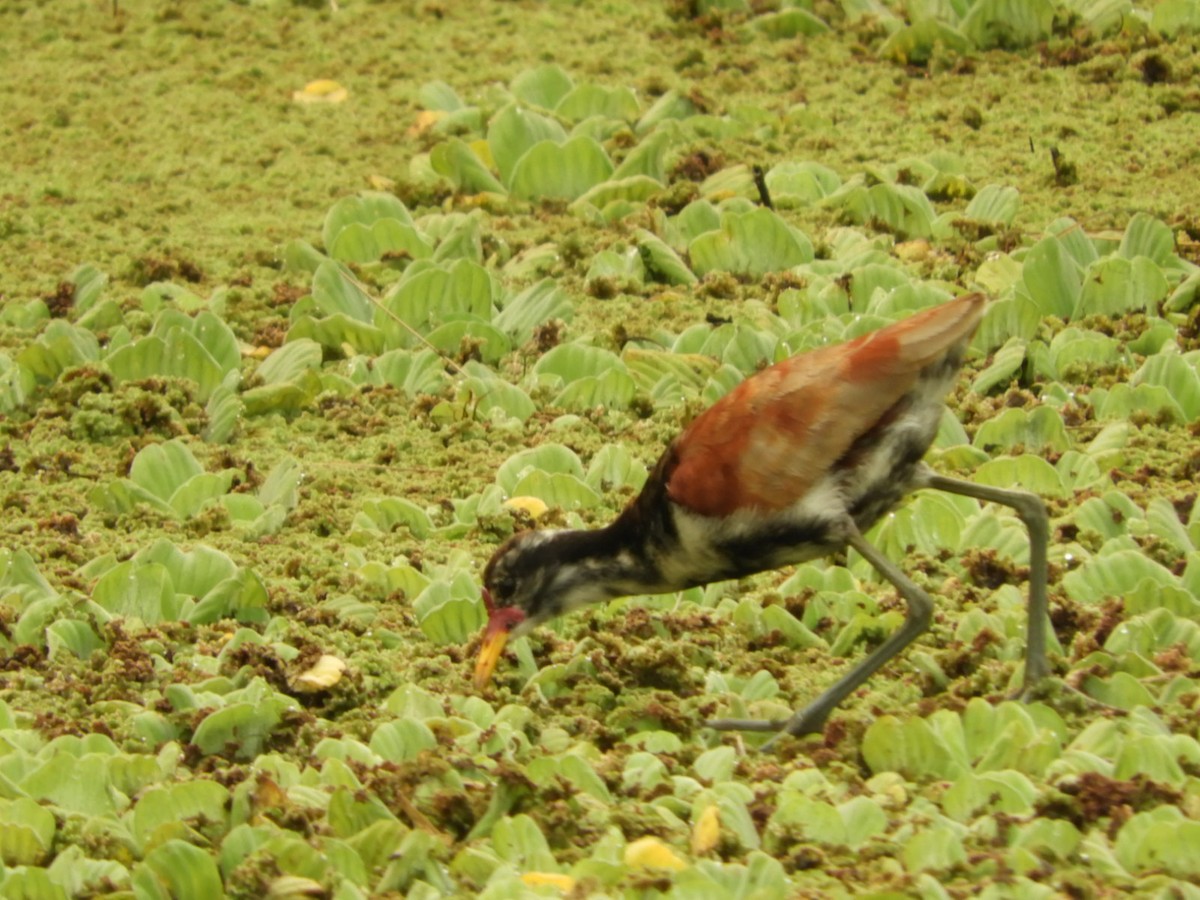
[473,293,1051,748]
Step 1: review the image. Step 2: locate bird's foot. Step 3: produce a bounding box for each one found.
[705,717,788,734]
[706,704,829,751]
[1012,673,1126,716]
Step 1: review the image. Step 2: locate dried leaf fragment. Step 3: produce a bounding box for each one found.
[691,803,720,855]
[503,496,549,519]
[895,239,931,262]
[520,872,575,891]
[268,875,326,898]
[292,654,347,691]
[623,836,687,871]
[408,109,444,137]
[293,79,348,104]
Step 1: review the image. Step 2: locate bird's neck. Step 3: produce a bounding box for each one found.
[542,512,675,604]
[537,464,684,609]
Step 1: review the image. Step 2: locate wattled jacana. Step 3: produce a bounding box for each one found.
[473,293,1050,748]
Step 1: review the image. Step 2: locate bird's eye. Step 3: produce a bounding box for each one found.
[494,575,517,599]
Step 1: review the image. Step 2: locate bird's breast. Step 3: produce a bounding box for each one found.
[654,400,942,589]
[656,486,849,588]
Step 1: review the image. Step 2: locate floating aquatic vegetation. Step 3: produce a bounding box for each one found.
[321,192,431,265]
[973,405,1072,453]
[106,308,240,403]
[17,320,100,385]
[89,440,301,536]
[494,443,600,512]
[409,554,487,644]
[286,224,574,364]
[832,181,939,239]
[501,496,548,520]
[688,207,814,278]
[880,18,974,63]
[750,6,832,38]
[510,135,615,203]
[532,343,636,411]
[4,14,1200,898]
[426,66,671,208]
[292,79,348,104]
[88,539,269,625]
[0,797,56,866]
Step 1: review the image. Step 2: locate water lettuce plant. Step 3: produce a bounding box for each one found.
[286,217,575,366]
[3,7,1200,899]
[87,539,269,625]
[4,173,1198,898]
[89,439,301,536]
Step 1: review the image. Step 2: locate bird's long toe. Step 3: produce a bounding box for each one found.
[706,704,830,745]
[705,717,788,733]
[1015,674,1126,716]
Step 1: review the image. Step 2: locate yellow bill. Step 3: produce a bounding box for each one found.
[473,588,525,690]
[473,618,510,689]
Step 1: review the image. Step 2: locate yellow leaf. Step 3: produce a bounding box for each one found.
[867,771,908,808]
[368,175,396,191]
[690,804,720,855]
[895,239,932,262]
[470,138,495,169]
[253,775,287,811]
[503,496,549,519]
[408,109,444,137]
[268,875,325,898]
[520,872,575,891]
[292,654,347,691]
[623,837,686,872]
[648,290,685,304]
[293,79,348,104]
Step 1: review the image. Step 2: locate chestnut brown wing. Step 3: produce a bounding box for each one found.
[666,294,986,517]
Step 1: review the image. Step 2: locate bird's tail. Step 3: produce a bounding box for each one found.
[891,292,987,369]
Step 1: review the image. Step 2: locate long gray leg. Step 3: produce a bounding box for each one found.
[708,525,936,750]
[707,475,1051,748]
[922,473,1051,688]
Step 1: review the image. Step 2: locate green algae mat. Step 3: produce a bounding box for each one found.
[2,1,1200,897]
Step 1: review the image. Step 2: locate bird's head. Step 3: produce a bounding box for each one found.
[472,528,627,688]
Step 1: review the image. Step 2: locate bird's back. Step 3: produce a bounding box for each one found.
[665,294,986,519]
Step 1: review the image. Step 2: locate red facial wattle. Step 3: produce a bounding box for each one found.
[473,588,526,689]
